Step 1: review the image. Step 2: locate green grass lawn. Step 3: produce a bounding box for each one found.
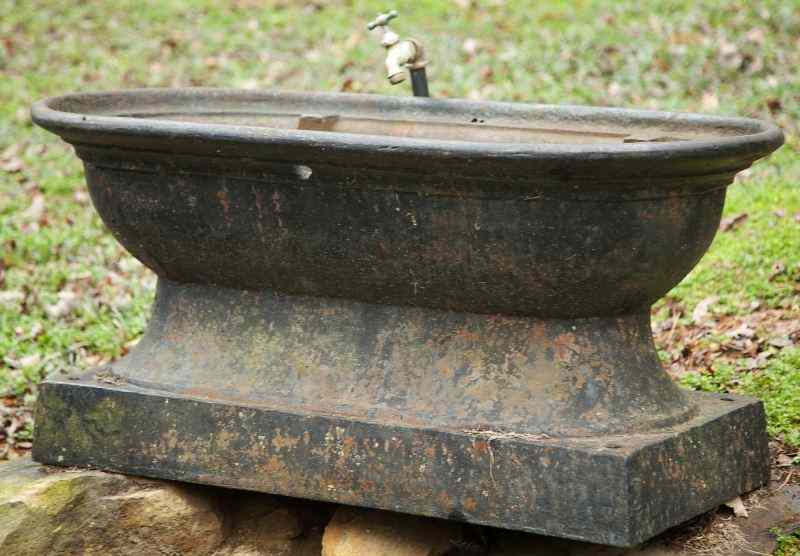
[1,0,798,465]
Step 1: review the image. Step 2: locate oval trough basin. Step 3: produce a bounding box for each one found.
[30,89,786,546]
[31,89,783,437]
[32,89,783,318]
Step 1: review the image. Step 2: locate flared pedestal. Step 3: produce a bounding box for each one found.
[33,280,770,546]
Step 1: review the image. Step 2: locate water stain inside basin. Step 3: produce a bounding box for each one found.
[123,110,709,145]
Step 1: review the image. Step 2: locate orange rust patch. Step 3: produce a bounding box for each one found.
[470,439,489,458]
[340,435,356,460]
[527,321,547,343]
[357,478,377,494]
[454,327,482,343]
[271,429,300,451]
[552,332,577,362]
[437,490,453,511]
[435,356,456,380]
[263,455,288,476]
[216,188,231,223]
[462,497,478,512]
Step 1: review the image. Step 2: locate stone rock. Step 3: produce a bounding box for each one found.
[322,506,463,556]
[212,533,322,556]
[212,492,323,556]
[0,457,225,555]
[490,532,659,555]
[4,457,794,556]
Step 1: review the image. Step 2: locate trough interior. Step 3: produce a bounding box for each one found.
[50,90,763,146]
[124,110,743,144]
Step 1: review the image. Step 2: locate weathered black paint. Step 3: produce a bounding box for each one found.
[33,380,769,547]
[30,89,783,547]
[85,279,697,437]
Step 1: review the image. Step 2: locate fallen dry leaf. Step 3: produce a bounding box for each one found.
[1,142,21,160]
[22,322,44,341]
[3,353,40,369]
[702,91,719,111]
[0,290,25,307]
[719,212,748,232]
[767,97,782,114]
[724,496,749,518]
[745,27,766,44]
[73,190,90,205]
[462,38,480,57]
[770,260,787,280]
[44,289,79,319]
[340,77,354,92]
[728,323,756,339]
[1,157,24,173]
[21,193,45,222]
[769,337,793,348]
[692,295,719,324]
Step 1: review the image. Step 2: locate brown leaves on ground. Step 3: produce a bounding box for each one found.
[655,295,800,491]
[0,137,154,461]
[1,144,27,174]
[654,296,799,381]
[0,397,33,460]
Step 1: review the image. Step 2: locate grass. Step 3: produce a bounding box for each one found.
[668,143,800,311]
[774,527,800,556]
[1,0,798,465]
[682,348,800,447]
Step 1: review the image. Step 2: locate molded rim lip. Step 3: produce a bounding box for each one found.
[31,87,785,180]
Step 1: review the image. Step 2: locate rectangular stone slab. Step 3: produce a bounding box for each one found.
[32,377,769,547]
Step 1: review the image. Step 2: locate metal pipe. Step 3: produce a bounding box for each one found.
[410,67,429,97]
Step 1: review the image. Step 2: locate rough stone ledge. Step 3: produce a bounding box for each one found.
[1,457,797,556]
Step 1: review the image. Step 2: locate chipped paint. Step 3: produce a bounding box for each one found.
[33,382,770,548]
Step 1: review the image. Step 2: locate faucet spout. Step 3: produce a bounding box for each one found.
[385,39,423,84]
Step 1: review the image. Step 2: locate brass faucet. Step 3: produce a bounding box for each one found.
[367,10,430,97]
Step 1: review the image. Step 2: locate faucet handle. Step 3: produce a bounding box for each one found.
[367,10,398,30]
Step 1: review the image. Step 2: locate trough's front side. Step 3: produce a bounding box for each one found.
[30,89,784,546]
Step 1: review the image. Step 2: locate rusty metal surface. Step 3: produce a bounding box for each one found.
[29,89,783,546]
[112,279,695,437]
[33,382,769,548]
[76,148,727,318]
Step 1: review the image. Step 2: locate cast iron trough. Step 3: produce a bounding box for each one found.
[31,88,783,546]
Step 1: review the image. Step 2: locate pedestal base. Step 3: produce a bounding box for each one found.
[33,376,768,547]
